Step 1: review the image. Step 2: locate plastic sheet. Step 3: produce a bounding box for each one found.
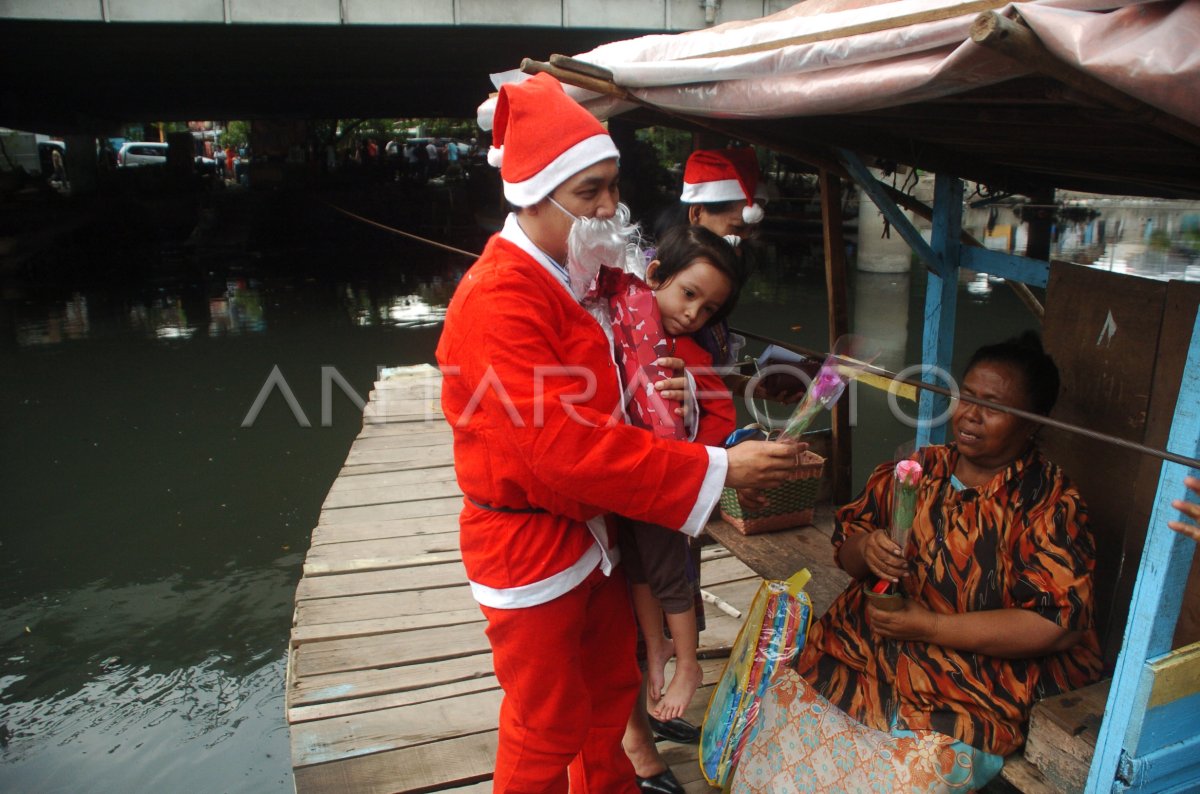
[482,0,1197,132]
[699,569,813,788]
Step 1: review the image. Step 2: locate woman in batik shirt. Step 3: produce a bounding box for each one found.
[733,333,1103,793]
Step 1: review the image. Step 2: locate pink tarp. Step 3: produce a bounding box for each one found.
[480,0,1200,130]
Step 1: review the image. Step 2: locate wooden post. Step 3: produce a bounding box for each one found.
[1086,309,1200,792]
[916,174,962,448]
[820,171,852,503]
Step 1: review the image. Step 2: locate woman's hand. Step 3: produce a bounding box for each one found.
[1169,475,1200,542]
[861,529,908,584]
[726,440,806,490]
[867,599,939,643]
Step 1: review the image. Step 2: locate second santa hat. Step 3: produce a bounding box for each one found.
[680,148,766,224]
[486,73,619,207]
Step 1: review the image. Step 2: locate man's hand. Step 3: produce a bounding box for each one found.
[736,488,770,510]
[725,440,805,490]
[653,356,692,420]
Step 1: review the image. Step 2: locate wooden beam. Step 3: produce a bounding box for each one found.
[838,148,944,277]
[916,174,963,448]
[819,171,852,503]
[1086,311,1200,792]
[686,0,1029,60]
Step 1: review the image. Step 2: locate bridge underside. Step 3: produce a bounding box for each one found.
[0,19,654,133]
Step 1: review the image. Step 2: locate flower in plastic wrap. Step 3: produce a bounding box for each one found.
[890,458,923,552]
[779,359,847,439]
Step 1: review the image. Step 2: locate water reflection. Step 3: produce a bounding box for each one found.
[14,292,90,346]
[0,654,288,794]
[0,559,300,791]
[852,271,910,372]
[209,279,266,336]
[963,271,994,299]
[1078,241,1200,282]
[342,280,453,329]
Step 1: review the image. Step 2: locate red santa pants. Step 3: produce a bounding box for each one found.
[481,566,641,794]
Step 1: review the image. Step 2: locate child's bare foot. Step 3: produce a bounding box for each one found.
[644,635,674,707]
[652,658,702,721]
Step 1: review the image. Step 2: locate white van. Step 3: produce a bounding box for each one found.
[117,142,169,167]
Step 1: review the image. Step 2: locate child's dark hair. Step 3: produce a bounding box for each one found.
[651,224,745,325]
[964,330,1060,416]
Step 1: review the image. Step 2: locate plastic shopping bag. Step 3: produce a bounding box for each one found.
[699,569,813,789]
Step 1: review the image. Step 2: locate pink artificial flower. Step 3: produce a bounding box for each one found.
[810,365,845,406]
[895,459,923,487]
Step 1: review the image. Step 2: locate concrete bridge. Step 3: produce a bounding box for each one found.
[0,0,796,133]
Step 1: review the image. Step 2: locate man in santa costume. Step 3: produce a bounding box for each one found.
[436,73,800,794]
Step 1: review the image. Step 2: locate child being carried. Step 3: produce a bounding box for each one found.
[605,224,745,721]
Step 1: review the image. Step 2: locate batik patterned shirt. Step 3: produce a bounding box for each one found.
[796,444,1103,756]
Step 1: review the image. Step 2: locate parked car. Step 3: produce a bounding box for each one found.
[117,142,168,167]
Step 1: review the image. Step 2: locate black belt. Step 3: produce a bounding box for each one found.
[468,497,548,514]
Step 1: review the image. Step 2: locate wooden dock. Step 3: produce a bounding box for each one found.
[286,364,844,793]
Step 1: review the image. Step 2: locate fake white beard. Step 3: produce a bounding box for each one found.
[555,201,642,300]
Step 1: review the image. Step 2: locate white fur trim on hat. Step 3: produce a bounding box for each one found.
[503,133,619,207]
[680,178,746,205]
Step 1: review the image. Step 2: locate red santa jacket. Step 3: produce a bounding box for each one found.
[436,231,716,608]
[673,334,736,448]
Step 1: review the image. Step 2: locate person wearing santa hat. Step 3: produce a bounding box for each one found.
[436,73,802,794]
[680,147,768,247]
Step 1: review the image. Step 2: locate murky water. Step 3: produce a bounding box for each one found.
[0,189,1193,792]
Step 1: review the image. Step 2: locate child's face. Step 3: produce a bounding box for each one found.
[648,258,732,336]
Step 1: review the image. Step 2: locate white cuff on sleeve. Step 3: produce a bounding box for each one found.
[677,446,728,538]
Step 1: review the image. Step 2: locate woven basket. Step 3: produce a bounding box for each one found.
[718,451,825,535]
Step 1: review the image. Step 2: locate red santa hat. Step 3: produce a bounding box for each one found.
[485,73,619,207]
[680,148,766,224]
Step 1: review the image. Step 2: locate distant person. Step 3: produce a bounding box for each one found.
[385,138,400,180]
[98,140,118,172]
[224,145,235,180]
[446,139,461,180]
[425,140,438,179]
[1170,476,1200,542]
[414,140,429,183]
[50,148,67,186]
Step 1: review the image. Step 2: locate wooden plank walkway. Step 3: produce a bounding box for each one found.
[287,364,841,793]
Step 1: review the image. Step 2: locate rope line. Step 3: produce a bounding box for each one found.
[322,200,479,259]
[323,198,1200,471]
[737,329,1200,471]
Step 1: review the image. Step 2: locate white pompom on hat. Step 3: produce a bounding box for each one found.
[483,72,619,207]
[680,147,767,224]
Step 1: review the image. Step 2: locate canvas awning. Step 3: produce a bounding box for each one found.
[481,0,1200,198]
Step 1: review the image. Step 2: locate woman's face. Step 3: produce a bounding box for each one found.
[952,360,1037,471]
